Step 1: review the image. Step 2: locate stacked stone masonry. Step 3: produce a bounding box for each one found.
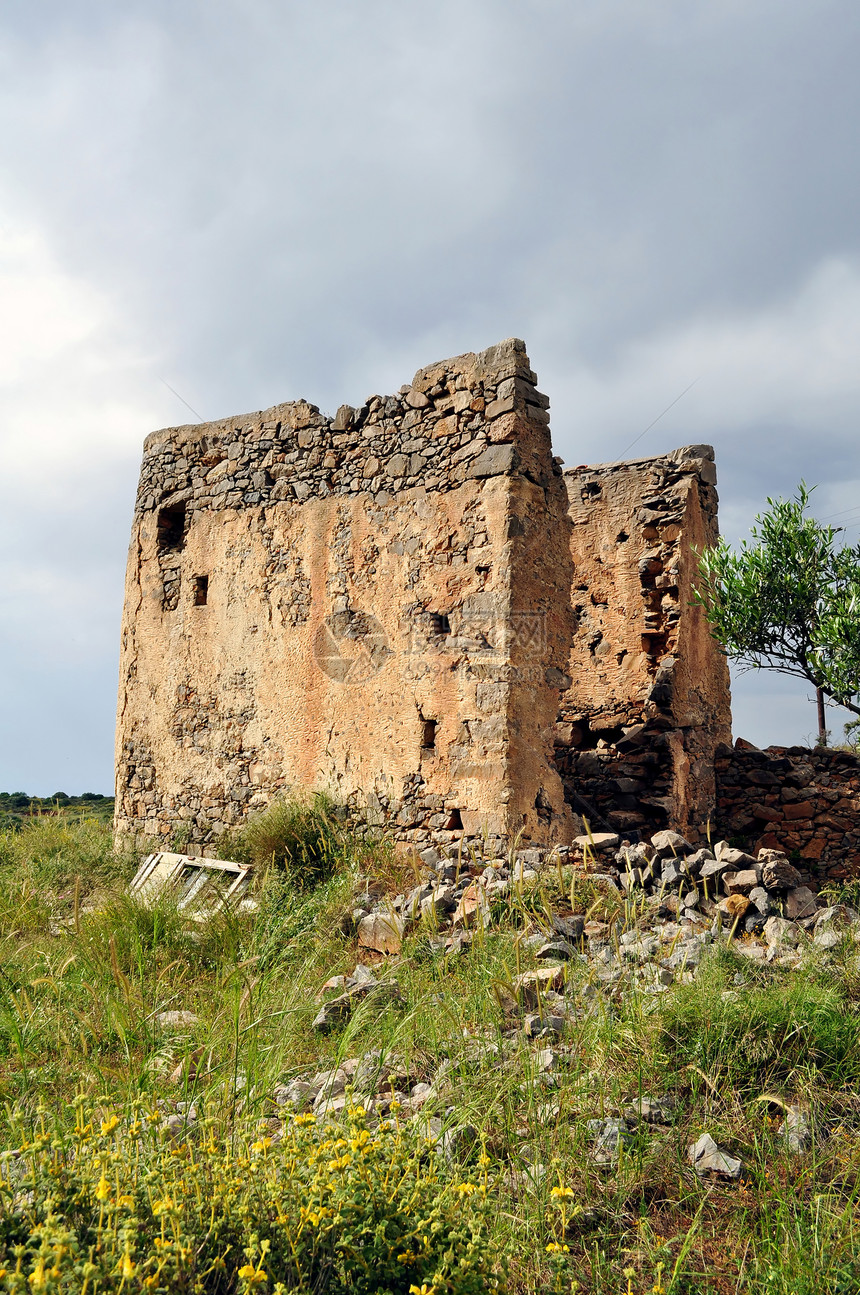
[116,339,732,854]
[554,449,731,838]
[717,742,860,881]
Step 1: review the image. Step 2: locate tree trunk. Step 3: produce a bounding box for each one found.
[816,686,828,746]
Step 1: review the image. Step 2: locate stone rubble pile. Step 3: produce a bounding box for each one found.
[149,823,846,1187]
[347,828,859,981]
[275,824,855,1178]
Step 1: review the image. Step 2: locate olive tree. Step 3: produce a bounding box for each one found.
[696,484,860,743]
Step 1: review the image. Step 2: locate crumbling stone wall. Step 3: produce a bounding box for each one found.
[553,448,732,841]
[717,742,860,880]
[116,340,731,852]
[116,339,577,852]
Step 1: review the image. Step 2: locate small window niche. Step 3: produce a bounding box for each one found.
[421,718,437,751]
[157,502,187,611]
[194,575,209,606]
[429,612,451,637]
[157,502,187,552]
[445,808,463,831]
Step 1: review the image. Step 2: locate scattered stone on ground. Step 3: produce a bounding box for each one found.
[778,1105,812,1154]
[357,911,405,956]
[290,824,848,1181]
[587,1118,632,1165]
[688,1132,743,1179]
[154,1010,200,1029]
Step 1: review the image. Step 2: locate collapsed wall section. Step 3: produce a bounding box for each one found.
[553,446,732,840]
[116,339,576,852]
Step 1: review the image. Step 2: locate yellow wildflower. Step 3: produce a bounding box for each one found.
[293,1113,316,1127]
[546,1242,570,1254]
[550,1185,574,1199]
[238,1262,267,1286]
[117,1253,136,1279]
[101,1115,120,1135]
[409,1286,436,1295]
[95,1172,111,1202]
[28,1257,47,1290]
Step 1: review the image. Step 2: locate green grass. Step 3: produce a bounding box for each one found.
[2,809,860,1292]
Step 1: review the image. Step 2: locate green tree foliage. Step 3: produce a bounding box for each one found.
[696,484,860,718]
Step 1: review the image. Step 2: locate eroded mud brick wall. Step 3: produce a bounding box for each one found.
[116,339,577,851]
[553,447,732,840]
[717,743,860,879]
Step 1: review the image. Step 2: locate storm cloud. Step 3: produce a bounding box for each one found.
[1,0,859,792]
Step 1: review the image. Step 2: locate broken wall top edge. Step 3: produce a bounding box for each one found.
[564,445,715,474]
[143,337,534,453]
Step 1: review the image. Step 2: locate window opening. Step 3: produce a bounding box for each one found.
[445,808,463,831]
[157,503,187,612]
[429,612,451,637]
[157,503,187,551]
[421,719,437,750]
[194,575,209,606]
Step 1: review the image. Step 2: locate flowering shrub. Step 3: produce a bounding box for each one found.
[0,1102,505,1294]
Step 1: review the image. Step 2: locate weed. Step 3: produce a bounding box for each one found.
[225,793,381,891]
[3,816,860,1292]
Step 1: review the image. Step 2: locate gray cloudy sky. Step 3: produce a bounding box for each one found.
[1,0,859,795]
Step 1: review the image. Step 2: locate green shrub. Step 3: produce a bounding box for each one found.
[0,1104,506,1294]
[229,794,347,890]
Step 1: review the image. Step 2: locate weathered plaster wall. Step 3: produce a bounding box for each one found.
[117,340,733,852]
[116,340,576,851]
[553,447,732,840]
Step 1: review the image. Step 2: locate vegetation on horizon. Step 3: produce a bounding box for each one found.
[0,792,114,832]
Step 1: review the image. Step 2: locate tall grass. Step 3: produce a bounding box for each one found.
[2,810,860,1291]
[223,792,356,887]
[662,946,860,1090]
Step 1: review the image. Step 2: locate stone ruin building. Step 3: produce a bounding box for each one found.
[116,338,734,857]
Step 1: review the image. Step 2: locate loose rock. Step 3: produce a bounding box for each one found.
[358,911,405,955]
[688,1132,742,1178]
